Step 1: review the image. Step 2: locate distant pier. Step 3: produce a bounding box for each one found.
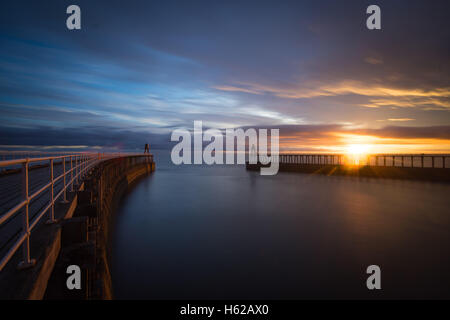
[247,154,450,182]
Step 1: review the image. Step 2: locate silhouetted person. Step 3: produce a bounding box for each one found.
[250,143,257,164]
[144,143,150,153]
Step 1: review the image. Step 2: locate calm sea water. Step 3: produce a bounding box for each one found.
[111,151,450,299]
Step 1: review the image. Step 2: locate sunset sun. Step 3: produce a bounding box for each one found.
[346,144,371,155]
[345,144,371,165]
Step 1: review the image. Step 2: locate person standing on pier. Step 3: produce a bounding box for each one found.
[144,143,150,154]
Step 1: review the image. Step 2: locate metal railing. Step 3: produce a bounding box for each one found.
[257,154,449,168]
[0,152,152,271]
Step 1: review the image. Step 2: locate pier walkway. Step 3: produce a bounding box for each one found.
[0,152,153,272]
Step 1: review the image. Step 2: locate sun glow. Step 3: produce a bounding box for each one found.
[346,144,371,155]
[345,144,371,165]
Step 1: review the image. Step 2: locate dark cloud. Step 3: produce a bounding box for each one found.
[355,125,450,140]
[0,125,170,151]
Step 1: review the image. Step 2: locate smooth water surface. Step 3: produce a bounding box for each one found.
[111,151,450,299]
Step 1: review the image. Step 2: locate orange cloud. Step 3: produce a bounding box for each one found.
[215,80,450,98]
[376,118,416,122]
[213,81,450,109]
[361,97,450,109]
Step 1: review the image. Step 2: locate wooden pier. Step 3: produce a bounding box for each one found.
[247,154,450,182]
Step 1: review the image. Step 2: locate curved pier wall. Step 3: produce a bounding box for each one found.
[88,157,155,299]
[43,157,155,300]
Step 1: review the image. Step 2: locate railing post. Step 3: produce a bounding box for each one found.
[75,155,79,185]
[431,156,434,168]
[80,154,83,179]
[47,159,56,224]
[70,156,74,192]
[61,157,68,203]
[81,154,85,178]
[421,155,424,168]
[18,160,36,269]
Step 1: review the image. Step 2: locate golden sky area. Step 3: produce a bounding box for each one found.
[279,132,450,154]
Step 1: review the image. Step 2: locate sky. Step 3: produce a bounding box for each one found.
[0,0,449,153]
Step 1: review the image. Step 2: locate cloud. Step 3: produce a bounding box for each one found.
[244,124,450,141]
[353,125,450,140]
[215,81,450,99]
[213,81,450,112]
[212,86,262,95]
[377,118,415,122]
[364,57,383,65]
[361,97,450,110]
[0,125,172,151]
